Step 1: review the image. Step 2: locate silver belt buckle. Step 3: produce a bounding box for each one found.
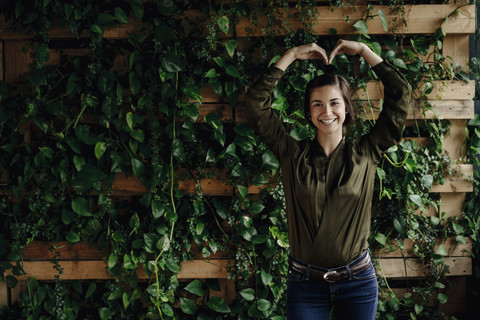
[323,270,338,283]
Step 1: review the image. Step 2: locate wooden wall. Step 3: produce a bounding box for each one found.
[0,1,476,316]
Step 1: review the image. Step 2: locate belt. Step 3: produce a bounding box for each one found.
[288,251,371,283]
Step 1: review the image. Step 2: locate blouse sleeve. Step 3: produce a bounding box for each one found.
[244,66,299,163]
[357,61,412,163]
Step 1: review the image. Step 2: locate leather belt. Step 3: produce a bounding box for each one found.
[288,251,372,283]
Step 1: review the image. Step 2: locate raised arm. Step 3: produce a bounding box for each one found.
[328,39,411,162]
[245,43,328,161]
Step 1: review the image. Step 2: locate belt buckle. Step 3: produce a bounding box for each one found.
[323,270,338,283]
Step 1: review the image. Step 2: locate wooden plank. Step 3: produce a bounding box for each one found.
[21,241,105,260]
[0,281,7,306]
[439,192,467,220]
[439,276,467,315]
[209,279,236,304]
[443,35,470,71]
[110,163,471,196]
[375,237,473,258]
[0,5,475,40]
[430,164,473,193]
[4,40,31,83]
[354,80,476,101]
[0,40,3,82]
[443,119,468,160]
[6,259,232,280]
[200,80,475,103]
[375,256,472,278]
[234,5,476,36]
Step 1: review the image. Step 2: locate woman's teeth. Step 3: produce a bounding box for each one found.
[321,119,336,124]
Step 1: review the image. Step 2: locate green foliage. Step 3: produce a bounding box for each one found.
[0,0,477,319]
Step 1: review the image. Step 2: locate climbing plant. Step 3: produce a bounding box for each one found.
[0,0,478,319]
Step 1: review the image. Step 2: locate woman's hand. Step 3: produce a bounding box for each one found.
[328,39,383,67]
[274,43,328,71]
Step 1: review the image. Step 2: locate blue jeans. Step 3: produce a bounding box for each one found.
[286,251,378,320]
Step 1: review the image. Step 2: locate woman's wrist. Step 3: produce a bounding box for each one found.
[274,49,296,71]
[359,44,383,67]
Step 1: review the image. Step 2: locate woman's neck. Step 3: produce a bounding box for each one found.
[316,132,343,157]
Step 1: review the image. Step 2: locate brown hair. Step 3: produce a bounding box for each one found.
[303,74,355,127]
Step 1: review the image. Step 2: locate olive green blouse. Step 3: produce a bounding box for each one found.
[245,61,412,268]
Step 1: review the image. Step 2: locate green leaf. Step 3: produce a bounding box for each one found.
[262,150,279,170]
[151,200,165,219]
[108,252,117,268]
[126,112,133,129]
[158,0,177,15]
[225,40,238,58]
[290,126,309,141]
[376,167,386,179]
[378,9,388,31]
[213,199,228,219]
[205,68,218,78]
[393,218,406,235]
[409,195,423,208]
[414,303,423,315]
[423,81,434,95]
[437,293,448,304]
[238,185,248,198]
[180,297,197,315]
[114,7,129,24]
[375,233,387,246]
[353,20,370,38]
[85,282,96,299]
[217,16,229,34]
[99,307,112,320]
[185,279,205,296]
[162,51,185,73]
[97,13,116,25]
[131,157,145,179]
[207,296,231,313]
[94,141,107,160]
[166,259,180,273]
[129,0,144,20]
[420,174,433,189]
[71,198,93,217]
[393,58,407,69]
[261,270,273,286]
[123,254,137,269]
[257,299,271,312]
[161,303,174,317]
[271,96,287,111]
[225,64,241,79]
[239,288,255,301]
[435,244,448,256]
[6,275,17,288]
[123,292,130,309]
[66,231,80,243]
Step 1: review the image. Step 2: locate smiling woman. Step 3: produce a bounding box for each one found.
[245,39,412,320]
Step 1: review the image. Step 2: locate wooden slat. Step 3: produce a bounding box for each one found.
[443,119,468,160]
[233,5,476,37]
[4,40,30,83]
[110,162,472,196]
[443,35,470,71]
[0,4,475,40]
[0,40,3,82]
[375,256,472,278]
[21,241,105,260]
[375,237,472,258]
[199,81,476,104]
[6,259,232,280]
[0,281,7,306]
[430,164,473,193]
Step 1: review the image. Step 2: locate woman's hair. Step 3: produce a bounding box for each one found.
[303,74,355,127]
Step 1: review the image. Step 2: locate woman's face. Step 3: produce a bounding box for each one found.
[309,85,347,137]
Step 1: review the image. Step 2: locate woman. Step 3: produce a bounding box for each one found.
[244,39,412,320]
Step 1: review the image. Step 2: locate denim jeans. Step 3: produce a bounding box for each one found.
[286,251,378,320]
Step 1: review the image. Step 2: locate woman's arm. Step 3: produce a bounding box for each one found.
[274,43,328,71]
[328,39,383,67]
